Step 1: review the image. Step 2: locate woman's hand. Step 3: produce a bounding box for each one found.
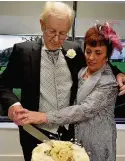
[14,109,48,125]
[117,73,125,95]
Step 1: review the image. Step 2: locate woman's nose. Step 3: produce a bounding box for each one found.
[89,53,95,60]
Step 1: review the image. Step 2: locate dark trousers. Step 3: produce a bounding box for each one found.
[19,125,74,161]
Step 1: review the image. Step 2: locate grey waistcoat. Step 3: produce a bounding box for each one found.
[36,49,72,133]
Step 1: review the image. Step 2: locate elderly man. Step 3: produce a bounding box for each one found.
[0,1,125,161]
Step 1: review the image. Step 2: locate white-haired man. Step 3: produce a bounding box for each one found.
[0,2,125,161]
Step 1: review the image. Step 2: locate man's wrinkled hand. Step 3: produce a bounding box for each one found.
[117,73,125,96]
[8,105,28,125]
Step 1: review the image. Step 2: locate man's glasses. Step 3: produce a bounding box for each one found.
[45,28,68,40]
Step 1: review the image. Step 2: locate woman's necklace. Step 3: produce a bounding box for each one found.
[83,70,90,79]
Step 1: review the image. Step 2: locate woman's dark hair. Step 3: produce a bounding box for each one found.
[83,23,122,59]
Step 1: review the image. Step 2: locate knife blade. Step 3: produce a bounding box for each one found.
[23,124,50,142]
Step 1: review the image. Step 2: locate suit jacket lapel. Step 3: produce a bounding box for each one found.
[31,38,42,82]
[77,65,106,104]
[61,43,78,105]
[61,42,74,75]
[30,38,42,109]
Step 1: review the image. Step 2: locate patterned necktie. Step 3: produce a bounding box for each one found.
[45,49,60,64]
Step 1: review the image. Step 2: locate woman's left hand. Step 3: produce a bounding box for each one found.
[117,73,125,95]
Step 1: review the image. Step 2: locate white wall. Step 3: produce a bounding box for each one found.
[0,1,125,38]
[0,1,72,35]
[76,2,125,38]
[0,123,24,161]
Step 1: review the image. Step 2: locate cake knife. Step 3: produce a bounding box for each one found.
[23,124,50,142]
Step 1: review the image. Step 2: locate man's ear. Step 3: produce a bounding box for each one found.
[40,19,45,31]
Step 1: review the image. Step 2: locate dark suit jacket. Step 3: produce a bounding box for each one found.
[0,38,86,112]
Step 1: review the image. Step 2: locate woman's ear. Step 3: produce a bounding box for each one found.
[40,19,45,31]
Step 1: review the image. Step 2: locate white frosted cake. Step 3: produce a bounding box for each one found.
[31,140,90,161]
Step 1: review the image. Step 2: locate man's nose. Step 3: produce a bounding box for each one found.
[53,34,60,43]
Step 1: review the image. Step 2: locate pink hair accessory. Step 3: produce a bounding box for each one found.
[95,21,123,52]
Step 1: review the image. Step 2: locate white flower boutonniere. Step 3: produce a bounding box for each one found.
[66,49,76,59]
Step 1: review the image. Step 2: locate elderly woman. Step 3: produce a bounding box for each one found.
[74,23,121,161]
[19,23,122,161]
[44,23,121,161]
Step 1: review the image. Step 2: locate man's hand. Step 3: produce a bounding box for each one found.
[16,111,48,126]
[117,73,125,96]
[8,105,28,124]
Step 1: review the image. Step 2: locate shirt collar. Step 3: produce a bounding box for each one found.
[42,38,62,51]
